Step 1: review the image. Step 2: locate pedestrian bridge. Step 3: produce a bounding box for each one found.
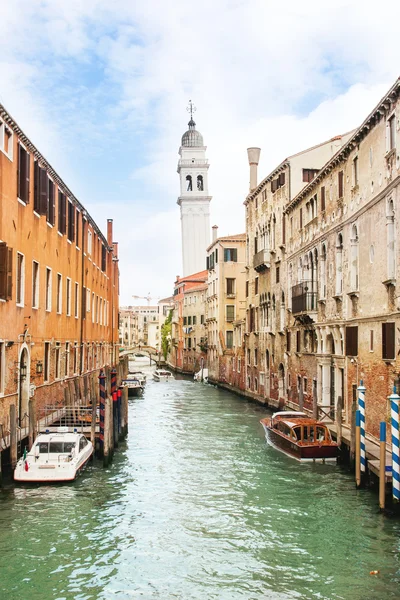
[119,345,160,360]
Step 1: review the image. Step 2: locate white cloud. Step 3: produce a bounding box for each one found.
[0,0,399,303]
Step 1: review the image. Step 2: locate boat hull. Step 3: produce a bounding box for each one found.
[14,444,93,483]
[261,422,338,462]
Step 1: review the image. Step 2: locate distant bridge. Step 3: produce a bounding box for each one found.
[119,345,161,360]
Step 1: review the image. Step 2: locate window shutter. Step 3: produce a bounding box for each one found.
[321,186,326,211]
[382,322,395,360]
[338,170,344,198]
[0,242,7,299]
[254,237,258,254]
[282,214,286,244]
[233,248,237,262]
[224,248,228,262]
[279,172,285,187]
[7,247,13,300]
[206,256,209,270]
[82,286,87,316]
[345,326,358,356]
[24,150,30,204]
[215,248,218,263]
[299,208,303,229]
[34,161,40,212]
[39,168,48,215]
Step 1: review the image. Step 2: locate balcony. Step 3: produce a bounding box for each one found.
[291,282,318,320]
[253,249,270,272]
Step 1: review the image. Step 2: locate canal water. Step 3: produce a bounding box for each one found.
[1,367,400,600]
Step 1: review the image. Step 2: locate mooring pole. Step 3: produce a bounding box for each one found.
[111,367,118,448]
[10,405,17,469]
[389,388,400,503]
[355,409,361,488]
[357,380,366,476]
[379,421,386,511]
[117,387,122,438]
[99,370,106,462]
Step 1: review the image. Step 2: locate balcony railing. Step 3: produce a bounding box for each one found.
[253,249,270,272]
[291,282,318,314]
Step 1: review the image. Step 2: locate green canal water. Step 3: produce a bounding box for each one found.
[1,370,400,599]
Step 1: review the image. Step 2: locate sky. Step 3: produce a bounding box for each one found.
[1,0,399,305]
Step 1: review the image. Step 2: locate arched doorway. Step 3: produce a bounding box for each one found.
[18,346,30,426]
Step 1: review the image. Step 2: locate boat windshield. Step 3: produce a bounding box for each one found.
[36,441,76,453]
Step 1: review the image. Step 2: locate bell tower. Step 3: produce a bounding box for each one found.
[177,101,211,276]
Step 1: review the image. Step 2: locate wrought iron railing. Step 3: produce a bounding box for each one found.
[291,282,318,314]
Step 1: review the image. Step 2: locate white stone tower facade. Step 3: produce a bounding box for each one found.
[177,108,211,276]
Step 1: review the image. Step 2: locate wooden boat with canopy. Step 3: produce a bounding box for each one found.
[260,411,338,462]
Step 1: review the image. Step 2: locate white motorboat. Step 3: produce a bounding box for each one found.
[14,430,93,483]
[128,370,147,386]
[122,376,144,396]
[153,369,174,382]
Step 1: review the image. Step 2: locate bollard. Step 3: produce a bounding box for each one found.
[357,380,366,474]
[389,388,400,503]
[379,422,386,511]
[99,370,106,460]
[355,410,361,487]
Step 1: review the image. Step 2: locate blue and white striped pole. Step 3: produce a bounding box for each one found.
[358,380,366,473]
[389,388,400,502]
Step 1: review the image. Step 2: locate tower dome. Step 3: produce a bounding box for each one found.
[181,118,204,147]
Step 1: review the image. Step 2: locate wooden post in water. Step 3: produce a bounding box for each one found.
[350,391,357,467]
[379,421,386,511]
[103,396,110,467]
[10,404,17,469]
[355,409,361,487]
[28,399,36,450]
[111,367,118,448]
[336,395,343,449]
[99,370,106,462]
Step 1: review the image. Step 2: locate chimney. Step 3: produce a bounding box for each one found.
[107,218,113,246]
[247,147,261,191]
[212,225,218,242]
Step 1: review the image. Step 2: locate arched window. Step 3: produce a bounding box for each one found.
[186,175,192,191]
[350,224,359,291]
[197,175,203,191]
[386,199,395,280]
[335,233,343,295]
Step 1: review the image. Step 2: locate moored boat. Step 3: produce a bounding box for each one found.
[153,369,174,382]
[122,376,144,396]
[128,370,147,386]
[14,430,93,483]
[260,411,338,462]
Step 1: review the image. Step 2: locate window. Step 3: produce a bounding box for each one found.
[74,283,79,318]
[247,349,251,365]
[345,326,358,357]
[296,330,301,353]
[197,175,203,191]
[45,268,52,311]
[18,144,30,203]
[338,170,344,198]
[321,186,326,211]
[76,211,80,247]
[32,261,39,308]
[226,331,233,349]
[388,114,396,151]
[0,243,13,301]
[224,248,237,262]
[47,179,56,225]
[0,341,4,394]
[56,274,62,314]
[0,121,13,160]
[183,317,187,326]
[66,278,71,316]
[237,358,241,373]
[302,169,319,183]
[200,314,204,325]
[57,191,66,234]
[226,305,235,322]
[254,277,259,295]
[276,266,280,283]
[101,245,107,272]
[188,316,192,325]
[246,281,249,297]
[254,348,258,366]
[16,252,25,306]
[299,207,303,229]
[44,342,50,382]
[382,323,395,360]
[186,175,192,191]
[67,201,75,242]
[55,345,61,379]
[193,316,197,325]
[65,342,70,377]
[73,343,78,374]
[86,288,91,312]
[286,330,291,352]
[370,330,374,352]
[226,278,235,295]
[34,161,49,215]
[87,230,92,255]
[353,156,358,187]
